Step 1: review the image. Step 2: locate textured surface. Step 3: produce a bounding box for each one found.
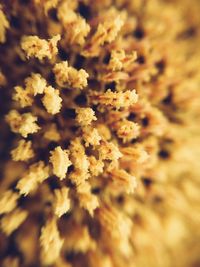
[0,0,200,266]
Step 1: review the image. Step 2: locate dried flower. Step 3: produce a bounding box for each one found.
[12,73,47,108]
[91,89,138,109]
[54,187,70,217]
[99,140,122,162]
[50,146,71,179]
[82,126,101,147]
[83,15,124,57]
[76,108,97,126]
[77,182,99,216]
[1,208,28,235]
[16,161,49,195]
[65,17,90,46]
[69,138,89,173]
[88,156,104,176]
[108,168,137,194]
[11,139,34,161]
[25,73,47,96]
[21,34,60,60]
[53,61,89,89]
[5,110,40,137]
[0,190,19,214]
[115,120,140,142]
[108,50,137,71]
[13,86,33,108]
[42,86,62,114]
[1,1,200,266]
[40,218,63,264]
